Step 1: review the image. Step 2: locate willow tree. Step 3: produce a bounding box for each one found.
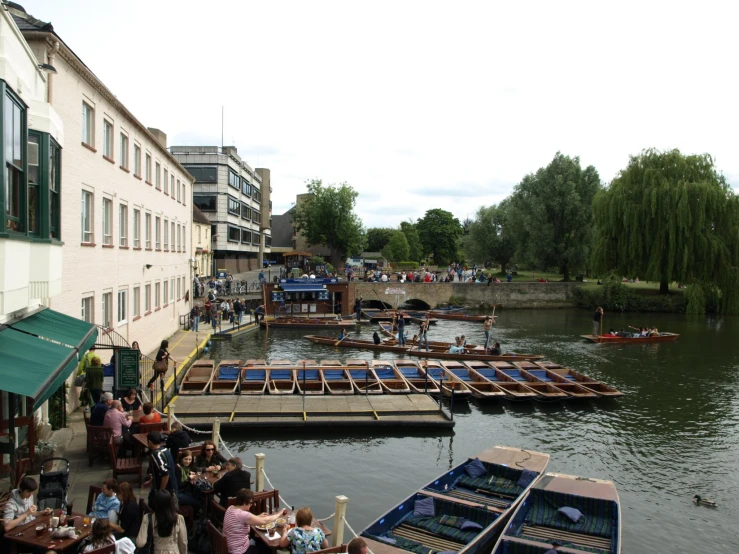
[592,148,739,312]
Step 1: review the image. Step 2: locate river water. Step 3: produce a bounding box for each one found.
[208,309,739,553]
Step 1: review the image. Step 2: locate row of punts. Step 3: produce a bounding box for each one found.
[179,358,623,400]
[361,444,621,554]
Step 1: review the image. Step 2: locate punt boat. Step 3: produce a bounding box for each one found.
[492,472,621,554]
[179,360,215,395]
[409,347,544,362]
[463,361,540,400]
[440,361,506,399]
[296,359,318,365]
[418,361,472,398]
[320,359,343,366]
[209,359,242,394]
[427,310,492,322]
[345,364,383,394]
[378,323,470,349]
[490,362,569,401]
[393,360,441,394]
[361,445,550,554]
[304,335,411,353]
[295,368,325,395]
[244,359,267,365]
[581,332,678,343]
[322,368,355,395]
[267,367,296,395]
[371,361,411,394]
[514,361,598,399]
[261,317,356,328]
[533,361,624,397]
[239,367,268,395]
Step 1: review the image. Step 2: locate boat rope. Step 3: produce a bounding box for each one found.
[341,515,374,554]
[215,431,235,458]
[260,468,293,507]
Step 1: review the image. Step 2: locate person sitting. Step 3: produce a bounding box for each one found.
[460,335,467,347]
[213,457,252,507]
[489,342,502,355]
[3,477,50,531]
[90,392,114,426]
[80,518,117,552]
[224,489,287,554]
[136,490,187,554]
[279,506,329,554]
[608,329,617,336]
[651,328,660,336]
[139,402,161,425]
[175,451,203,514]
[109,482,141,542]
[454,336,461,347]
[448,345,464,354]
[104,400,134,457]
[337,329,348,341]
[120,388,142,412]
[372,331,381,345]
[90,478,121,521]
[166,421,191,461]
[194,440,227,471]
[616,328,629,337]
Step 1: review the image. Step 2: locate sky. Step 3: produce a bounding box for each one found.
[20,0,739,228]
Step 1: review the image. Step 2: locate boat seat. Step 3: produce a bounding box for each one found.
[392,526,467,553]
[433,487,511,510]
[527,370,553,382]
[456,475,524,498]
[520,525,612,553]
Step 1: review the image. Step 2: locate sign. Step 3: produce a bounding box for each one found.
[116,348,140,390]
[385,287,406,295]
[217,269,228,279]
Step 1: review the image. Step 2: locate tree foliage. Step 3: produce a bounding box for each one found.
[366,228,395,252]
[416,209,463,266]
[507,152,601,281]
[294,179,364,265]
[400,221,423,262]
[461,200,516,270]
[592,148,739,312]
[382,231,410,262]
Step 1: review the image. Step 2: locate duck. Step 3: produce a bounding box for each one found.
[693,495,717,507]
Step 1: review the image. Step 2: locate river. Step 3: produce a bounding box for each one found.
[208,309,739,553]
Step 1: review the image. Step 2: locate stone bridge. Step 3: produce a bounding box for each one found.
[350,282,581,310]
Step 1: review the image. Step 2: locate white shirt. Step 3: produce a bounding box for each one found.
[381,274,388,282]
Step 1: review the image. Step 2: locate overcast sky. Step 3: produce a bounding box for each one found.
[21,0,739,228]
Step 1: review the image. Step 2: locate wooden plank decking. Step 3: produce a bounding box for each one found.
[171,394,454,429]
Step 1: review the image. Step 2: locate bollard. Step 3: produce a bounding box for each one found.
[213,419,221,451]
[255,453,265,492]
[332,495,349,546]
[168,403,176,431]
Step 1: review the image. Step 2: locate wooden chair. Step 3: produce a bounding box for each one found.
[139,421,166,435]
[85,545,116,554]
[313,545,348,554]
[86,424,112,467]
[250,489,280,515]
[108,437,143,486]
[207,520,229,554]
[210,499,226,527]
[86,485,103,515]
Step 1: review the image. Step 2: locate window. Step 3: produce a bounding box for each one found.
[242,180,251,197]
[171,222,175,251]
[81,296,94,323]
[155,162,161,189]
[117,289,127,324]
[170,278,174,302]
[163,280,168,305]
[102,292,113,328]
[120,133,128,168]
[133,209,141,248]
[228,170,240,190]
[82,102,94,146]
[163,218,169,250]
[253,210,261,224]
[228,225,240,242]
[134,144,141,176]
[176,179,180,202]
[176,277,181,299]
[154,282,160,308]
[102,198,113,245]
[176,223,180,251]
[227,196,240,216]
[4,90,25,232]
[155,216,161,249]
[145,153,151,182]
[181,182,186,205]
[119,203,128,247]
[27,134,39,235]
[170,175,175,198]
[252,231,261,246]
[184,165,217,182]
[81,190,93,243]
[103,120,113,159]
[26,131,61,239]
[133,286,140,318]
[145,212,151,248]
[144,283,151,312]
[182,227,186,252]
[49,138,61,239]
[241,228,251,244]
[194,194,216,211]
[197,225,201,243]
[163,168,169,194]
[241,203,251,220]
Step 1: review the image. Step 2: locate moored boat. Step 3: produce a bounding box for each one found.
[304,334,411,353]
[361,445,550,554]
[267,368,296,395]
[491,472,621,554]
[261,317,356,328]
[418,360,472,398]
[440,361,506,399]
[179,360,215,395]
[463,361,540,400]
[322,368,355,395]
[295,368,325,395]
[409,347,544,362]
[533,361,624,397]
[393,360,441,395]
[371,361,411,394]
[239,367,268,395]
[490,362,569,400]
[514,361,598,399]
[347,366,384,394]
[581,332,678,343]
[209,359,242,394]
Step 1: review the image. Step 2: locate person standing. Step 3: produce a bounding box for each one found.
[190,304,201,332]
[233,298,243,325]
[397,313,406,346]
[592,307,604,337]
[419,316,430,351]
[145,432,178,507]
[210,301,218,330]
[354,296,362,321]
[85,354,105,404]
[483,316,494,350]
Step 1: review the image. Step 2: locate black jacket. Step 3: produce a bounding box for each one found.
[213,468,252,507]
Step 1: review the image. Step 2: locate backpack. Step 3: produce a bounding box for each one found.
[190,516,211,554]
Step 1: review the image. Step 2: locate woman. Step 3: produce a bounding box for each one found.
[139,402,162,424]
[148,340,174,390]
[79,518,116,552]
[120,388,142,412]
[110,482,141,541]
[279,506,328,554]
[225,489,287,554]
[131,341,142,359]
[136,490,187,554]
[175,451,202,513]
[194,440,227,471]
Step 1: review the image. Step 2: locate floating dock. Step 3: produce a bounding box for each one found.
[171,394,454,429]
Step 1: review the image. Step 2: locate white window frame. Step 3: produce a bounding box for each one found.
[145,212,151,249]
[145,283,151,312]
[120,133,129,169]
[133,286,140,318]
[145,153,151,182]
[154,282,161,309]
[82,102,94,146]
[134,144,141,177]
[103,119,113,159]
[81,190,93,243]
[117,289,127,324]
[119,203,128,247]
[81,295,94,323]
[102,291,113,328]
[133,208,141,248]
[155,216,161,249]
[171,175,175,198]
[102,197,113,246]
[163,280,168,305]
[163,168,169,194]
[163,218,169,250]
[155,162,161,189]
[170,278,175,302]
[182,182,186,205]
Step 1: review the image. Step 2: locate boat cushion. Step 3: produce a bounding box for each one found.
[517,469,538,488]
[413,497,435,517]
[459,520,483,531]
[517,490,616,539]
[457,474,524,497]
[218,367,239,379]
[558,506,583,523]
[403,516,479,544]
[464,458,487,478]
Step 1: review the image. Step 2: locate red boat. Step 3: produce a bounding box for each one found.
[581,332,679,343]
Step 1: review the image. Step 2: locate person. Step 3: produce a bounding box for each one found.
[203,298,212,325]
[139,402,162,424]
[608,329,617,336]
[85,354,105,404]
[220,299,230,321]
[148,340,173,390]
[338,329,348,341]
[348,537,369,554]
[397,313,406,345]
[174,451,203,514]
[544,540,562,554]
[354,296,362,321]
[190,303,201,332]
[233,298,243,325]
[136,490,187,554]
[460,335,467,347]
[90,478,121,520]
[224,489,287,554]
[380,273,388,282]
[489,342,502,356]
[418,317,430,351]
[109,482,141,541]
[80,518,116,552]
[483,316,493,350]
[278,506,328,554]
[372,331,381,345]
[120,388,142,412]
[213,457,252,507]
[211,301,219,329]
[90,393,114,426]
[258,269,265,285]
[166,421,191,461]
[104,400,134,457]
[254,304,265,324]
[146,432,178,506]
[592,307,604,337]
[194,440,227,471]
[3,477,50,531]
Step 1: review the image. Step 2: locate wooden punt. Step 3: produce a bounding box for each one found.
[295,368,325,395]
[533,361,624,397]
[320,359,343,366]
[209,359,242,394]
[244,359,267,366]
[295,359,318,365]
[261,318,356,328]
[239,367,268,395]
[393,360,441,395]
[490,362,569,400]
[418,360,472,398]
[370,361,411,394]
[492,472,621,554]
[362,445,550,554]
[364,309,439,325]
[409,346,544,362]
[581,332,678,343]
[427,310,492,322]
[179,360,215,395]
[347,366,383,394]
[267,368,296,395]
[513,361,598,399]
[269,359,293,365]
[378,322,467,349]
[322,368,355,395]
[304,334,411,353]
[440,361,506,399]
[464,361,539,400]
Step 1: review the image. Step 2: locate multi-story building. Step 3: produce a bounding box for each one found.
[192,205,213,278]
[13,5,194,356]
[170,145,271,274]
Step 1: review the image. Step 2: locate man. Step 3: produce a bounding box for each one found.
[354,296,362,321]
[146,431,178,506]
[213,457,252,507]
[220,299,230,321]
[258,269,265,285]
[85,354,104,404]
[90,392,114,426]
[190,303,201,332]
[254,304,265,324]
[397,313,406,345]
[103,400,134,456]
[592,306,604,337]
[233,298,243,325]
[77,344,97,376]
[211,301,219,330]
[348,537,368,554]
[3,477,50,531]
[544,541,562,554]
[419,316,430,351]
[483,316,494,350]
[89,478,121,520]
[166,421,191,461]
[489,342,502,355]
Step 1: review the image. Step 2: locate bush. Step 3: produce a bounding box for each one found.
[395,262,419,270]
[572,280,687,313]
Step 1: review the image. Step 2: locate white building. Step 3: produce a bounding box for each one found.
[12,5,194,356]
[192,205,213,279]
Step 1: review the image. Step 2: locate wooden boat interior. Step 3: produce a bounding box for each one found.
[322,368,355,394]
[393,361,441,394]
[239,367,268,394]
[179,360,215,395]
[320,359,343,366]
[372,362,411,393]
[267,368,296,394]
[348,368,383,394]
[490,364,568,399]
[514,362,598,399]
[244,359,267,366]
[210,360,242,394]
[441,362,506,398]
[467,363,540,398]
[295,368,325,394]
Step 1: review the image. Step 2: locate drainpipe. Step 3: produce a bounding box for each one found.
[47,40,60,104]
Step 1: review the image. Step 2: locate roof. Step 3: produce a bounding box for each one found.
[192,205,211,226]
[361,252,383,258]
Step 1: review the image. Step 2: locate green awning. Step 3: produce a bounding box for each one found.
[0,308,97,406]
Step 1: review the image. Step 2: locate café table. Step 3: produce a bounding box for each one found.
[252,514,331,552]
[4,512,91,554]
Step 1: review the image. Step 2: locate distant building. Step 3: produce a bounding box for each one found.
[271,194,332,264]
[170,146,272,274]
[192,205,212,277]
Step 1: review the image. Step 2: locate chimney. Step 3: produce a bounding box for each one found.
[147,128,167,149]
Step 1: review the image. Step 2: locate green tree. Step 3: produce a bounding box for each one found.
[366,228,395,252]
[382,231,410,262]
[416,209,463,265]
[592,148,739,311]
[294,179,364,266]
[400,220,423,262]
[508,152,601,281]
[462,200,516,271]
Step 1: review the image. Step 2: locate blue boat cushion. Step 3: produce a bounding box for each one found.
[517,469,538,488]
[459,520,483,531]
[403,516,478,544]
[456,475,523,497]
[413,497,435,518]
[464,458,487,478]
[558,506,583,523]
[218,367,239,379]
[516,490,615,540]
